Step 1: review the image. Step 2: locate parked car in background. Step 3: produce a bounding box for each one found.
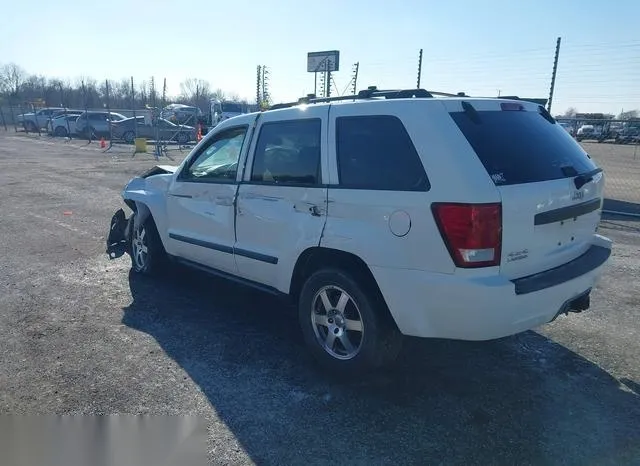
[111,117,195,144]
[160,104,202,126]
[576,124,604,141]
[615,126,640,144]
[75,111,126,139]
[210,100,248,126]
[17,107,65,131]
[558,121,575,136]
[46,113,82,137]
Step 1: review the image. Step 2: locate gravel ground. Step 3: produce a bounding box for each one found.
[0,132,639,465]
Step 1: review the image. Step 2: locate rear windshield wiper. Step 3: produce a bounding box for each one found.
[538,105,556,124]
[461,101,481,124]
[573,168,603,190]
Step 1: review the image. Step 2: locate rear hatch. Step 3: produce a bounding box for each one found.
[448,99,603,279]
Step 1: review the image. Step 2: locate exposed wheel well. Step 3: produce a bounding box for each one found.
[290,247,398,329]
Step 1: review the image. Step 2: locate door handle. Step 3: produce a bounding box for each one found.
[309,205,322,217]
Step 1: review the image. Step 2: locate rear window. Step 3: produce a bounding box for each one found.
[336,115,429,191]
[450,108,597,185]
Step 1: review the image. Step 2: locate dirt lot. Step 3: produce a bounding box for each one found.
[1,132,639,465]
[583,142,640,214]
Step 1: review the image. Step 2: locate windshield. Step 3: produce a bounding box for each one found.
[450,109,597,186]
[222,103,243,113]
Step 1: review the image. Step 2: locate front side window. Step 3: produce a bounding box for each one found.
[336,115,429,191]
[251,119,321,186]
[182,126,247,182]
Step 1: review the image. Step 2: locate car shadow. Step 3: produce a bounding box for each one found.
[122,266,640,465]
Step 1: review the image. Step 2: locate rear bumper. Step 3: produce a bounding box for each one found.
[371,235,612,341]
[512,244,611,294]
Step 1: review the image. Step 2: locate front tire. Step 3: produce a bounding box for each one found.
[130,214,166,275]
[298,268,402,374]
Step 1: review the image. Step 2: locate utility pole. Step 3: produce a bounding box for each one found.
[261,66,270,107]
[351,62,359,95]
[417,48,423,89]
[547,37,561,113]
[256,65,262,108]
[161,78,167,111]
[326,59,331,98]
[318,70,326,99]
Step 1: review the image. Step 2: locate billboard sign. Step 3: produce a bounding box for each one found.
[307,50,340,72]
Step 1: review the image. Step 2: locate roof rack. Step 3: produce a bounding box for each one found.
[268,86,435,110]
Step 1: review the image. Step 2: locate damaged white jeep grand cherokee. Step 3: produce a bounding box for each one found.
[107,88,612,373]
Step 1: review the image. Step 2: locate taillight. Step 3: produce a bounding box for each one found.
[432,203,502,268]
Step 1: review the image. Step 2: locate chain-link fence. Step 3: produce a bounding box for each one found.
[0,77,212,159]
[2,78,639,216]
[556,118,640,216]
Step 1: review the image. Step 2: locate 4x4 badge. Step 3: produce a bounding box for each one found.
[572,191,584,201]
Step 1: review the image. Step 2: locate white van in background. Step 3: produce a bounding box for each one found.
[210,99,248,126]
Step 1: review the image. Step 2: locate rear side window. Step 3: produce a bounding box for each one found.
[450,108,597,185]
[251,119,321,186]
[336,116,429,191]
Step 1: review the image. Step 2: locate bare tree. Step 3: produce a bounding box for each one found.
[618,109,639,120]
[210,88,226,102]
[1,63,27,97]
[139,80,148,107]
[180,78,212,110]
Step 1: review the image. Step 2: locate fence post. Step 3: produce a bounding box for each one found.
[131,77,137,140]
[60,83,72,139]
[105,79,113,149]
[0,107,7,131]
[8,103,17,132]
[19,104,27,133]
[33,103,41,136]
[81,80,90,142]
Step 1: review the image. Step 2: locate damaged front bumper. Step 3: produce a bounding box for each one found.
[106,208,132,259]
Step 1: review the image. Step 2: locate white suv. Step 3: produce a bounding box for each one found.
[107,88,612,373]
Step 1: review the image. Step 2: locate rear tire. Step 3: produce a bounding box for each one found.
[130,214,167,276]
[298,268,402,375]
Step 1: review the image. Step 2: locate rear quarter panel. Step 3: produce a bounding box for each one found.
[322,99,500,273]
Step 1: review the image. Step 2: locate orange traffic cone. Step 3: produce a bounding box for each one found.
[100,137,106,149]
[196,125,202,142]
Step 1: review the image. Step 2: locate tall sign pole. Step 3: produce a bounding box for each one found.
[417,48,423,89]
[547,37,561,113]
[307,51,340,99]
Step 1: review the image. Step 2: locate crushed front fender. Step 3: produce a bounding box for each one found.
[106,208,132,259]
